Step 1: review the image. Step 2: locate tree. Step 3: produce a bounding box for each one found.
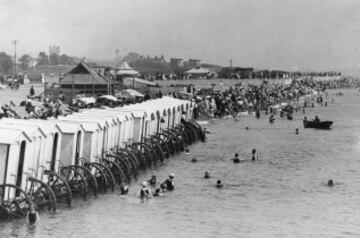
[59,54,76,65]
[49,53,59,65]
[0,52,13,74]
[38,52,49,65]
[19,54,32,70]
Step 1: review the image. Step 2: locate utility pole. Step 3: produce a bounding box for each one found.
[12,40,18,78]
[115,49,119,67]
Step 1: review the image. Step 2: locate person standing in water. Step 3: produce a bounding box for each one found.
[140,181,152,199]
[161,173,175,191]
[251,149,259,161]
[231,153,240,163]
[26,203,40,225]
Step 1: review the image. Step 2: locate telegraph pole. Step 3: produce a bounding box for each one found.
[12,40,18,77]
[115,49,119,67]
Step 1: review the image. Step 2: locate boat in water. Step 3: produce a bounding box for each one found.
[303,119,333,129]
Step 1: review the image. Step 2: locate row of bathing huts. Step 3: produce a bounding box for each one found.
[0,96,203,220]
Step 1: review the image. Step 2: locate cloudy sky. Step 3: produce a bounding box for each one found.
[1,0,360,71]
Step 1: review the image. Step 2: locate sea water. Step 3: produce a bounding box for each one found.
[1,89,360,238]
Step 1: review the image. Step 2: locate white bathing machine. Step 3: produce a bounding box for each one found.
[0,118,62,178]
[0,124,46,186]
[56,119,102,163]
[79,110,134,148]
[51,121,85,169]
[0,128,32,196]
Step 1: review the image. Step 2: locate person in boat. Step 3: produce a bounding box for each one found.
[232,153,240,163]
[251,149,259,161]
[328,179,334,187]
[161,173,175,191]
[314,115,320,123]
[147,175,157,187]
[120,182,129,195]
[216,179,223,188]
[26,203,40,225]
[140,181,152,199]
[204,171,211,179]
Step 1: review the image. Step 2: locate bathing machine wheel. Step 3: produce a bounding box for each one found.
[60,165,98,198]
[25,177,57,212]
[0,184,32,220]
[105,153,131,183]
[102,158,126,185]
[44,170,72,207]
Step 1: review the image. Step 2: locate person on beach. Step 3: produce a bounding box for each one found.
[161,173,175,191]
[251,149,259,161]
[140,181,152,199]
[185,149,190,155]
[29,85,35,97]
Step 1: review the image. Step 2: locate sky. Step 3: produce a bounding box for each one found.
[1,0,360,71]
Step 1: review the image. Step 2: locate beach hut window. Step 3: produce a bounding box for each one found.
[0,144,10,184]
[50,133,59,172]
[75,131,82,166]
[16,141,26,195]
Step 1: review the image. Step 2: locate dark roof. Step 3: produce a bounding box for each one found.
[130,59,174,74]
[59,62,112,85]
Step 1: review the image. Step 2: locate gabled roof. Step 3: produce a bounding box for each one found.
[60,62,112,85]
[0,128,31,144]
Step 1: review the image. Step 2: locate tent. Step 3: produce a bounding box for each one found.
[116,61,139,76]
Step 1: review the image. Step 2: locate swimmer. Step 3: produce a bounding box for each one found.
[232,153,240,163]
[245,126,249,130]
[327,179,334,187]
[147,175,157,187]
[161,173,175,191]
[120,182,129,195]
[153,188,164,197]
[216,179,223,188]
[140,181,152,199]
[190,156,198,163]
[295,128,299,135]
[251,149,259,161]
[204,171,211,179]
[26,203,40,225]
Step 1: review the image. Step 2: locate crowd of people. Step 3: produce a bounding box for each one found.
[192,76,358,120]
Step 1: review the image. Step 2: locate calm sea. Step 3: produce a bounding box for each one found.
[1,89,360,238]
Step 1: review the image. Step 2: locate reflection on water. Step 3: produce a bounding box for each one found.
[1,89,360,238]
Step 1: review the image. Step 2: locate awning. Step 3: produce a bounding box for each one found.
[123,77,156,86]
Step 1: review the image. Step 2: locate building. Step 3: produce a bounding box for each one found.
[170,58,184,68]
[187,59,201,68]
[58,62,113,102]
